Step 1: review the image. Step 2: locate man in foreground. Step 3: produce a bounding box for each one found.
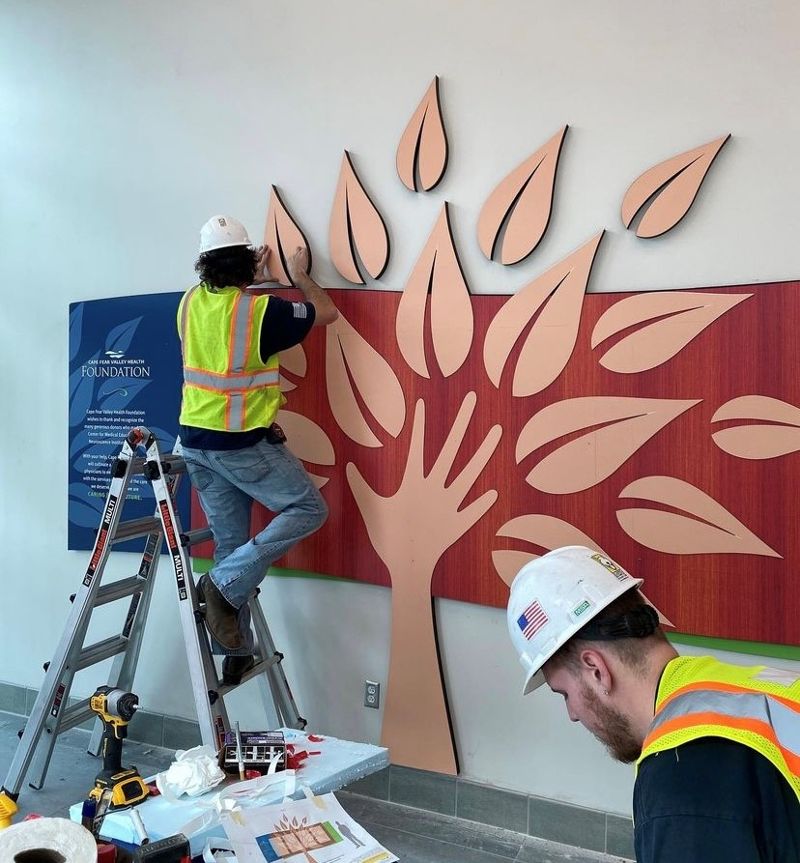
[178,215,338,684]
[506,546,800,861]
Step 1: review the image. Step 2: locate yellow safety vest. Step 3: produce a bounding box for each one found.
[177,284,284,432]
[638,655,800,801]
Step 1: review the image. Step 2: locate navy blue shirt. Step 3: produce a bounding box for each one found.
[180,294,315,450]
[634,737,800,862]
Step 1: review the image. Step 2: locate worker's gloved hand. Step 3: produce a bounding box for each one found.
[155,745,226,798]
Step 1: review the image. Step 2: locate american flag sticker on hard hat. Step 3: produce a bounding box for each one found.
[517,600,549,640]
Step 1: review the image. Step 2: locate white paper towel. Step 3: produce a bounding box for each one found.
[0,817,97,863]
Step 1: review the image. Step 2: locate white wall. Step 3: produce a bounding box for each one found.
[2,0,799,817]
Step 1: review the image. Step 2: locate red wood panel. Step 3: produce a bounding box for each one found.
[193,279,800,648]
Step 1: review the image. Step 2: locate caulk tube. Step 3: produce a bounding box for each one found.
[129,808,149,844]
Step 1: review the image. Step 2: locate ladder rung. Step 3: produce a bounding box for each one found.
[95,576,145,606]
[59,701,94,733]
[112,517,160,543]
[216,654,281,697]
[181,528,213,547]
[77,636,128,670]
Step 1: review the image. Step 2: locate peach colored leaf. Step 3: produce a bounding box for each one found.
[517,397,699,494]
[621,135,730,238]
[617,475,780,557]
[477,126,567,265]
[326,312,406,447]
[712,395,800,459]
[329,151,390,284]
[279,343,307,392]
[262,186,311,287]
[483,233,603,397]
[276,410,335,465]
[396,203,473,378]
[277,410,334,489]
[396,76,448,192]
[280,343,307,377]
[492,515,604,586]
[592,291,751,374]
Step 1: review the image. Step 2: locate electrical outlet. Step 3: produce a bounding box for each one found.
[364,680,380,709]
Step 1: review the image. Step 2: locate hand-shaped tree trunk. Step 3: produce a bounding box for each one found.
[347,393,501,773]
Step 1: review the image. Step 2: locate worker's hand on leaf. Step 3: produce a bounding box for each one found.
[288,246,310,281]
[252,245,278,285]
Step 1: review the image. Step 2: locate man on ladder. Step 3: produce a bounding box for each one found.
[179,215,338,685]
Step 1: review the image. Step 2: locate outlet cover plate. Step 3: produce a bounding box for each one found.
[364,680,380,709]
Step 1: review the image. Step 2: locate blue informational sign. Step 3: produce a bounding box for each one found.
[67,292,189,551]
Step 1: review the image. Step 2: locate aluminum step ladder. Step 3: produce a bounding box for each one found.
[0,426,305,819]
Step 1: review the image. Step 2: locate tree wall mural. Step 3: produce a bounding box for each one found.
[191,77,800,775]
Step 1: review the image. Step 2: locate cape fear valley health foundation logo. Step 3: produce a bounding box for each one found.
[81,350,152,379]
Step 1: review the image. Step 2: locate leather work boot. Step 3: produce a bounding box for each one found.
[197,574,243,651]
[222,654,256,686]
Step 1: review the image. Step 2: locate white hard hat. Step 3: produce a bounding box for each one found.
[199,215,251,253]
[506,546,668,696]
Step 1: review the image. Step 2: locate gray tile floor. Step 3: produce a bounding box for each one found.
[0,711,625,862]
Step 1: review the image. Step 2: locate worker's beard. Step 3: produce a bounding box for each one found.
[581,683,642,764]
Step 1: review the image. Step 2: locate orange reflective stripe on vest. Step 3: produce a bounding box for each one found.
[643,690,800,775]
[182,367,281,391]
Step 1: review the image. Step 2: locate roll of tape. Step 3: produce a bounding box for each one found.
[0,817,97,863]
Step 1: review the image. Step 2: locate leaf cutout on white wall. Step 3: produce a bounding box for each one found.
[621,135,730,238]
[396,76,448,192]
[483,233,604,397]
[277,410,334,488]
[617,475,780,557]
[477,126,567,265]
[395,203,473,378]
[263,186,312,287]
[279,343,307,392]
[329,152,390,284]
[712,395,800,459]
[517,397,700,494]
[492,515,604,586]
[592,291,751,373]
[326,313,406,447]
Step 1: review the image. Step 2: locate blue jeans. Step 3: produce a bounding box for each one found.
[181,439,328,655]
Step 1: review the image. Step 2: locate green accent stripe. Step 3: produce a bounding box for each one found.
[668,632,800,661]
[191,557,350,583]
[190,557,800,660]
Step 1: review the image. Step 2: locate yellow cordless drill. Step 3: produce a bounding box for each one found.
[89,686,149,808]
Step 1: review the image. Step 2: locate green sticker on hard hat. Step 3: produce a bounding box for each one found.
[590,553,629,582]
[572,600,592,618]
